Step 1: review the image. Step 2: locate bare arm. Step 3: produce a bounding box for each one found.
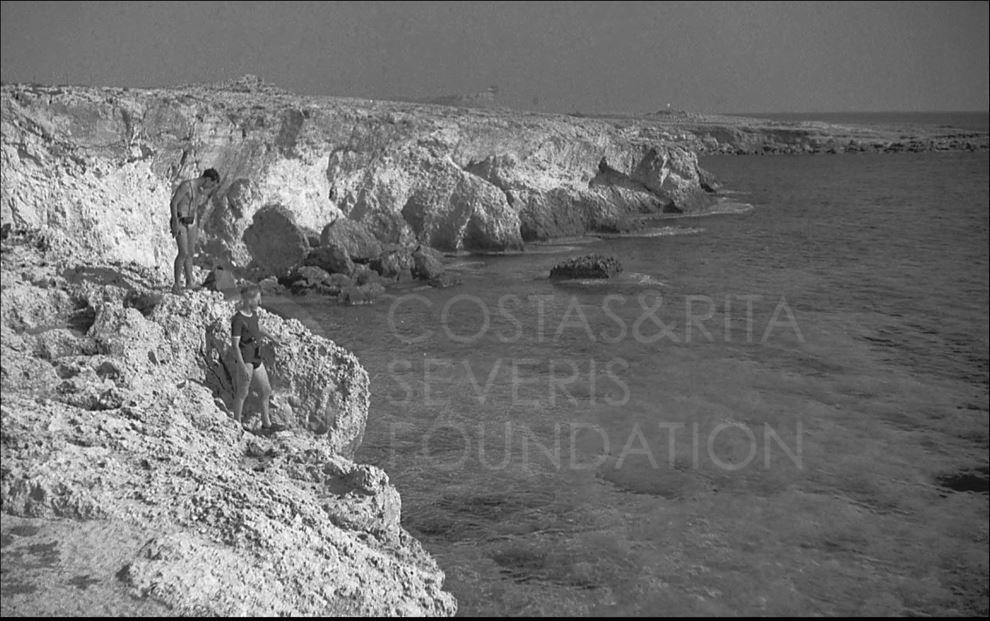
[231,336,245,365]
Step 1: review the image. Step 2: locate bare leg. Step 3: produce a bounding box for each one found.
[254,363,273,427]
[184,225,198,289]
[174,226,189,294]
[232,361,253,424]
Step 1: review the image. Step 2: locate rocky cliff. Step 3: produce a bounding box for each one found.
[0,230,456,615]
[1,76,718,277]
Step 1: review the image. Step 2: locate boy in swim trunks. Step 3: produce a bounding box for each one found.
[230,283,283,433]
[170,168,221,294]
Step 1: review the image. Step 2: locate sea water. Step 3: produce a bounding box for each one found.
[270,150,988,615]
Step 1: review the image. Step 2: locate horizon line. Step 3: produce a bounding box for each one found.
[1,80,987,118]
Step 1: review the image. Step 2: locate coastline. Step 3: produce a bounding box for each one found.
[2,77,987,616]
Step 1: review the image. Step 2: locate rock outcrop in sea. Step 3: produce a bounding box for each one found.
[0,229,456,616]
[549,254,623,280]
[0,77,720,279]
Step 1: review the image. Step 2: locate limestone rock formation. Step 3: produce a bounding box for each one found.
[626,111,990,155]
[0,235,455,616]
[242,204,312,278]
[1,78,723,274]
[320,217,383,262]
[411,245,445,281]
[302,244,355,277]
[463,144,715,240]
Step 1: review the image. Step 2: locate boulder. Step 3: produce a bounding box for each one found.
[325,273,354,295]
[258,276,284,296]
[352,264,381,287]
[286,265,334,295]
[242,204,310,278]
[549,254,623,280]
[370,247,414,281]
[400,164,523,251]
[302,245,354,276]
[629,146,717,213]
[411,245,444,281]
[320,218,383,262]
[428,272,462,289]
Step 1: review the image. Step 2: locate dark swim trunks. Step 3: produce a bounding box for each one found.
[178,216,195,225]
[231,311,264,368]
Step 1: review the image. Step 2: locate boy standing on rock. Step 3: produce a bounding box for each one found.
[170,169,221,294]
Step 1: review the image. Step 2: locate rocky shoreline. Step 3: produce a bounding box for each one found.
[1,76,986,616]
[4,76,984,281]
[0,229,456,615]
[573,110,989,155]
[0,75,723,277]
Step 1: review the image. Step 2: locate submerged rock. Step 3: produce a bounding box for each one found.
[549,254,623,280]
[340,282,386,306]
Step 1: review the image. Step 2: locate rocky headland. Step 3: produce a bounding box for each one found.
[5,76,983,282]
[0,229,456,615]
[0,74,723,280]
[2,75,986,615]
[580,109,989,155]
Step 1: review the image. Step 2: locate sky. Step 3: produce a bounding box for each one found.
[1,1,987,114]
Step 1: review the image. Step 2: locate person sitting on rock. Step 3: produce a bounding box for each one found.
[170,168,221,294]
[230,283,284,434]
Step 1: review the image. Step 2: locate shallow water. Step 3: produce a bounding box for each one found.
[268,151,989,616]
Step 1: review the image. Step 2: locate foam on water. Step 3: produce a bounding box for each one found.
[592,226,706,239]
